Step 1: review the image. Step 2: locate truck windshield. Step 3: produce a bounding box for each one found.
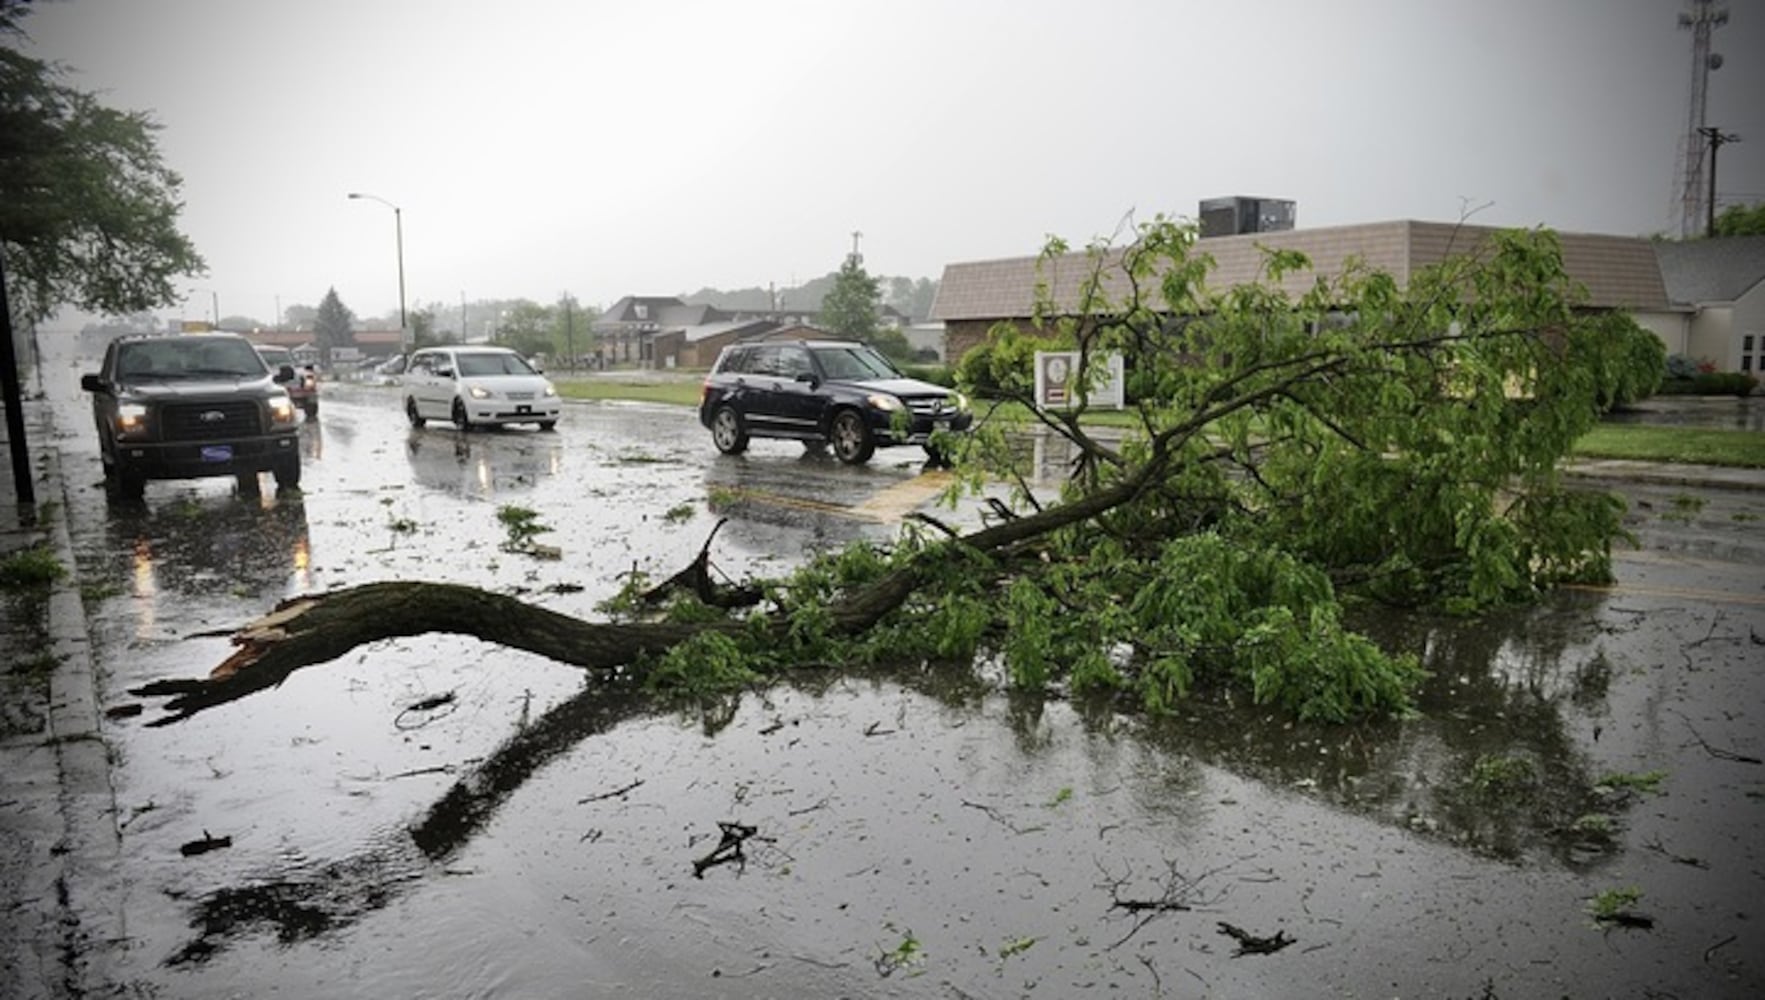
[117,339,268,380]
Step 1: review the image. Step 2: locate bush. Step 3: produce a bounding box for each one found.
[1657,371,1759,397]
[898,363,954,387]
[1665,353,1701,380]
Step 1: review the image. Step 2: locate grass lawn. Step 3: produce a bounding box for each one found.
[1570,425,1765,468]
[555,378,705,408]
[550,379,1763,468]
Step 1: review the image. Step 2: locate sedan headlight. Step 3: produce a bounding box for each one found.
[115,403,150,436]
[468,386,493,400]
[269,396,297,425]
[866,393,904,412]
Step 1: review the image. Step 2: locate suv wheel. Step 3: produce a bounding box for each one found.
[452,399,474,431]
[829,410,875,464]
[405,397,425,428]
[710,405,749,455]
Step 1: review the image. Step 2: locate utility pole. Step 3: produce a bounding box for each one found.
[564,295,575,371]
[1675,1,1729,238]
[1698,126,1741,236]
[850,230,864,262]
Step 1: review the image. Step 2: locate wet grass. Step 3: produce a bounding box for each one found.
[1571,425,1765,467]
[552,380,1765,467]
[0,545,66,589]
[554,379,704,407]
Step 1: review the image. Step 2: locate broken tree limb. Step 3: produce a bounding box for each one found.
[128,463,1158,725]
[131,581,738,724]
[640,518,763,609]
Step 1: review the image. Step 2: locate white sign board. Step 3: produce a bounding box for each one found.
[1034,351,1125,410]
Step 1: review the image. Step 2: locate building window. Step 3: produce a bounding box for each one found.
[1745,335,1756,352]
[1744,356,1753,372]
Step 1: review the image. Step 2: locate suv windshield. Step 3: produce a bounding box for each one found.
[811,345,898,380]
[456,352,537,377]
[116,338,268,380]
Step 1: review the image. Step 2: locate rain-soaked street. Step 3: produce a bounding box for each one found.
[17,342,1765,998]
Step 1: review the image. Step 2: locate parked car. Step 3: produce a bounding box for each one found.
[80,332,303,499]
[401,345,561,430]
[254,345,319,417]
[698,339,971,464]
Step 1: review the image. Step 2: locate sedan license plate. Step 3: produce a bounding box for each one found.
[200,445,233,463]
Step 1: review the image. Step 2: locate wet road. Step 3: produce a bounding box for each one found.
[31,357,1765,998]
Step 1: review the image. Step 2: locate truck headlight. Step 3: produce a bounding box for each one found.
[115,403,150,436]
[269,396,297,425]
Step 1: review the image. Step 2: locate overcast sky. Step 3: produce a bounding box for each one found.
[20,0,1765,327]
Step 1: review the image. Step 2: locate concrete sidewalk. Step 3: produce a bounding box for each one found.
[0,394,119,999]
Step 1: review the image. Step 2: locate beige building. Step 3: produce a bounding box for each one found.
[931,220,1674,364]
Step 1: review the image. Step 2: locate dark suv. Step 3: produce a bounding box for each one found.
[699,340,970,464]
[81,332,304,499]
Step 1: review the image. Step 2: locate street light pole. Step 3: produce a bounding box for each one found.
[347,192,408,350]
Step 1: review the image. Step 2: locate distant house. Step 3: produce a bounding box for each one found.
[930,220,1672,364]
[1650,236,1765,375]
[595,294,906,368]
[244,327,404,365]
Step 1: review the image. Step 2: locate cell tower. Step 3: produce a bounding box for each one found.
[1675,0,1729,238]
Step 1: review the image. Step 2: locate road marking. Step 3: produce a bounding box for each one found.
[715,470,956,524]
[1564,582,1765,608]
[851,470,956,522]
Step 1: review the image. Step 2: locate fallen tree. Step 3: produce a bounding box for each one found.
[134,218,1663,725]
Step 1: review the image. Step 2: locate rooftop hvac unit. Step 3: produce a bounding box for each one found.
[1198,197,1296,238]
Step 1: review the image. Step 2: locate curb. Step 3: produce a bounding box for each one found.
[21,396,122,995]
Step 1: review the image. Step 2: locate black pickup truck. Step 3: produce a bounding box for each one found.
[81,332,303,500]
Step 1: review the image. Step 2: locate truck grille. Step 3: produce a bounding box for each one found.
[161,401,262,441]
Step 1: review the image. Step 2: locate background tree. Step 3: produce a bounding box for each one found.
[409,307,441,348]
[1713,202,1765,237]
[495,299,554,358]
[138,219,1659,731]
[819,251,880,341]
[1,0,205,502]
[884,275,940,322]
[313,288,355,368]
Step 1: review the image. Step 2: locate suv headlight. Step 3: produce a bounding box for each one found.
[468,386,493,400]
[115,403,150,437]
[269,396,297,425]
[866,393,904,412]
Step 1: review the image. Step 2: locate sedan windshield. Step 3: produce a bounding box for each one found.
[456,353,537,377]
[812,345,898,380]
